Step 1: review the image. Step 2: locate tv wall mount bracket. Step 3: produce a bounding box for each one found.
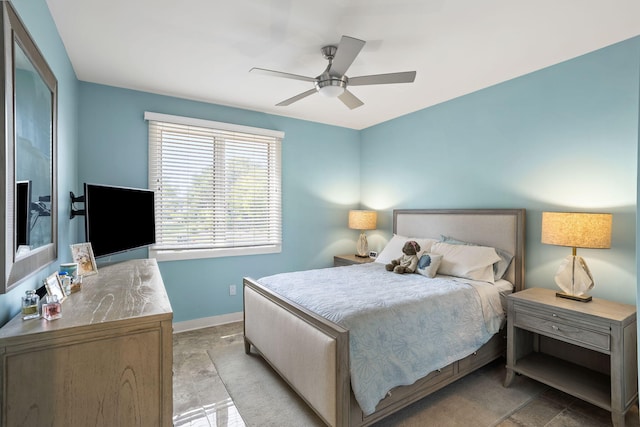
[69,191,85,219]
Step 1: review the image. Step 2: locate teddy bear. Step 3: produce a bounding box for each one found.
[385,240,421,274]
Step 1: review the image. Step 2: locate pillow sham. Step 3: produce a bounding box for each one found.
[416,253,443,278]
[374,235,408,264]
[375,235,437,264]
[440,235,514,280]
[431,241,501,283]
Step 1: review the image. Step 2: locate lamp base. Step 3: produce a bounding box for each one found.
[555,292,592,302]
[355,231,369,258]
[554,255,594,302]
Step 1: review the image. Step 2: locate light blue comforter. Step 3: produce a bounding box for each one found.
[257,263,504,415]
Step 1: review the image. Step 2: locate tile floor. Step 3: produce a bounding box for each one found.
[173,322,247,427]
[173,322,639,427]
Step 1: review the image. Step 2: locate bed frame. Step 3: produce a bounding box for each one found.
[243,209,526,427]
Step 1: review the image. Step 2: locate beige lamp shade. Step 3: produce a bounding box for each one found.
[541,211,612,301]
[541,212,612,250]
[348,210,377,230]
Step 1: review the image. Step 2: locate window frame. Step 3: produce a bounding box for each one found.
[145,112,283,262]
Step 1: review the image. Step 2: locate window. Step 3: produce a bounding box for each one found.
[145,112,283,261]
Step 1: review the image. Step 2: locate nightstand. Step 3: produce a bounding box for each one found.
[504,288,637,427]
[333,254,375,267]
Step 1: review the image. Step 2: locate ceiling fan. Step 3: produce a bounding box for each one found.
[250,35,417,110]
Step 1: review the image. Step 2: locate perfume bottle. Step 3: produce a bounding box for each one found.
[21,289,40,320]
[42,295,62,321]
[59,273,71,295]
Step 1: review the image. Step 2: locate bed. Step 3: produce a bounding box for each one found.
[243,208,525,427]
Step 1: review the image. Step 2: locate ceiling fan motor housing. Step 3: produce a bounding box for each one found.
[316,45,347,97]
[315,73,348,97]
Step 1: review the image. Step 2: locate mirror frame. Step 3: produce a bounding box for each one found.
[0,2,58,293]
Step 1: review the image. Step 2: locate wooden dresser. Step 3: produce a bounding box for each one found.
[0,258,173,427]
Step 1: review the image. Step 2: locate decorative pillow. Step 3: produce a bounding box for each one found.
[416,253,443,278]
[375,235,437,264]
[440,235,514,281]
[430,241,501,283]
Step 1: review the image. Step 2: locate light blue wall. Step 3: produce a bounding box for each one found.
[361,37,640,305]
[77,84,361,321]
[0,0,79,325]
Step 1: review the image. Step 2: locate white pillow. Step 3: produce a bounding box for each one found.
[439,235,514,281]
[416,253,443,278]
[375,235,437,264]
[431,241,501,283]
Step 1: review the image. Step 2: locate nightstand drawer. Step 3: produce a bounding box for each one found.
[333,254,374,267]
[334,258,354,267]
[515,311,610,351]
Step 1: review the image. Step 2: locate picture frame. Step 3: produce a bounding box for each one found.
[44,272,66,302]
[70,242,98,276]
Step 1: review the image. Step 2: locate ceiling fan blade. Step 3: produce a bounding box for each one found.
[338,90,364,110]
[250,67,315,83]
[349,71,416,86]
[276,88,317,106]
[329,36,366,77]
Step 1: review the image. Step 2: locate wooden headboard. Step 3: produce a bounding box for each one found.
[393,209,526,291]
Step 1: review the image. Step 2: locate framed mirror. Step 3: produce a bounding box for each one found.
[1,2,57,293]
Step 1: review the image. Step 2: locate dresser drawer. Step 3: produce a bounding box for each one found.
[514,311,610,351]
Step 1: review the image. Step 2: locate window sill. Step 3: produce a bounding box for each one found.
[150,245,281,262]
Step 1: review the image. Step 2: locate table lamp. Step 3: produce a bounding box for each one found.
[541,212,612,302]
[349,210,377,258]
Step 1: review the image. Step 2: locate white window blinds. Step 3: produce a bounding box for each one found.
[146,112,283,261]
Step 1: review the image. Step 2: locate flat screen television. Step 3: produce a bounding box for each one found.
[84,183,156,258]
[16,180,31,250]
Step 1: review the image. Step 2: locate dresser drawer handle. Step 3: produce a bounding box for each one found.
[551,325,559,331]
[552,313,558,317]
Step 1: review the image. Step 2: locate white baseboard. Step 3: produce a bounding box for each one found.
[173,311,243,333]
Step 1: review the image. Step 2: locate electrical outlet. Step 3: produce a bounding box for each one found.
[229,284,236,296]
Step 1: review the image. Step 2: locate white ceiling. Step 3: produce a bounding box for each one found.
[46,0,640,130]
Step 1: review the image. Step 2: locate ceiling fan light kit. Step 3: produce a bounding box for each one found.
[315,75,347,97]
[251,35,416,110]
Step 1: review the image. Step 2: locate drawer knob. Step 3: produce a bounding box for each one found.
[552,325,559,331]
[552,313,558,317]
